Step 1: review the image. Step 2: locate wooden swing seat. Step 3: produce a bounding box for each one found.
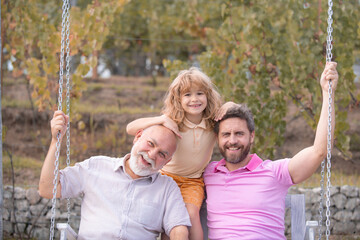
[57,223,78,240]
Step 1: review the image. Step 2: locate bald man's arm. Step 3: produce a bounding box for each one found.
[169,225,189,240]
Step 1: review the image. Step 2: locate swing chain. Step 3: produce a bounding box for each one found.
[325,78,332,238]
[326,0,333,63]
[50,0,71,239]
[325,0,333,239]
[64,0,72,224]
[318,160,325,240]
[318,0,333,239]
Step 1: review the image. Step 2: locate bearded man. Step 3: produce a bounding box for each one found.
[204,62,338,239]
[39,110,190,240]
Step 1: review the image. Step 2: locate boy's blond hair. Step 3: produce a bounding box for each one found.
[162,67,222,130]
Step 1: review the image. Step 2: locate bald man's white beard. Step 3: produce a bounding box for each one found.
[129,145,158,176]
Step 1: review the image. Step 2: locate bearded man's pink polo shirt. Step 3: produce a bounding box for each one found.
[203,154,294,240]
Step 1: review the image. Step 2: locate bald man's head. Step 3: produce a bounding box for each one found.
[128,125,178,177]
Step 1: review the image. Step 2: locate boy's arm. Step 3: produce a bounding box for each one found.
[38,110,69,199]
[288,62,338,184]
[126,115,180,137]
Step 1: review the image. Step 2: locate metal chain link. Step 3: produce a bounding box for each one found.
[64,0,72,225]
[50,0,71,239]
[325,80,332,239]
[318,160,325,239]
[325,0,333,239]
[318,0,333,239]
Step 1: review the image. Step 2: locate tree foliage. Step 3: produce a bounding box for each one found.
[1,0,129,111]
[165,0,359,159]
[2,0,359,159]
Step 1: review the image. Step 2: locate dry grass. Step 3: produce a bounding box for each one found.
[2,99,32,108]
[298,170,360,188]
[2,155,43,188]
[73,102,161,115]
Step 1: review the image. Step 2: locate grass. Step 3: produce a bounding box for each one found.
[73,102,161,115]
[297,170,360,188]
[87,82,169,93]
[2,155,42,188]
[2,98,32,108]
[2,155,42,171]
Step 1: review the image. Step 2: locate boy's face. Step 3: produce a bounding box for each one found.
[180,86,207,120]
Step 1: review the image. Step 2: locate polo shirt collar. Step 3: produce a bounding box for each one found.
[214,154,263,173]
[245,154,263,171]
[115,154,159,183]
[183,117,207,129]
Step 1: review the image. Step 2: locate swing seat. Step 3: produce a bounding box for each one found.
[305,220,319,240]
[200,194,319,240]
[57,223,78,240]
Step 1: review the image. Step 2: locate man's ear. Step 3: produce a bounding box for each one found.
[133,129,144,144]
[250,131,255,144]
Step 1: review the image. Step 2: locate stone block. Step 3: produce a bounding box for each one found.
[352,207,360,221]
[3,221,13,234]
[305,211,312,221]
[302,189,321,205]
[14,187,26,199]
[26,188,41,205]
[32,227,50,240]
[74,206,81,213]
[70,216,81,230]
[331,193,347,209]
[11,210,31,223]
[41,197,51,206]
[345,198,360,210]
[15,223,27,233]
[45,209,61,219]
[340,185,359,197]
[3,198,13,209]
[3,188,12,199]
[30,204,47,216]
[33,216,49,227]
[356,222,360,233]
[333,210,353,222]
[330,186,340,197]
[332,221,356,235]
[15,199,29,211]
[2,208,10,220]
[73,197,82,206]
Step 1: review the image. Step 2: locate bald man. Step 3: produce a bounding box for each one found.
[39,110,191,240]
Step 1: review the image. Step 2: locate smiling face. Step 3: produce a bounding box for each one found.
[127,125,177,178]
[217,117,255,171]
[180,86,208,124]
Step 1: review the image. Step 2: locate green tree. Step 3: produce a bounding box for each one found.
[1,0,129,111]
[165,0,359,159]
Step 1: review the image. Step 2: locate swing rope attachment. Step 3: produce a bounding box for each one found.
[318,0,333,239]
[50,0,71,239]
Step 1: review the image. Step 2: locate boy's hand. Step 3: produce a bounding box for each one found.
[161,115,181,139]
[215,101,238,121]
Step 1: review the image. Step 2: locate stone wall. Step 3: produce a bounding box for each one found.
[3,186,81,239]
[285,185,360,237]
[3,185,360,239]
